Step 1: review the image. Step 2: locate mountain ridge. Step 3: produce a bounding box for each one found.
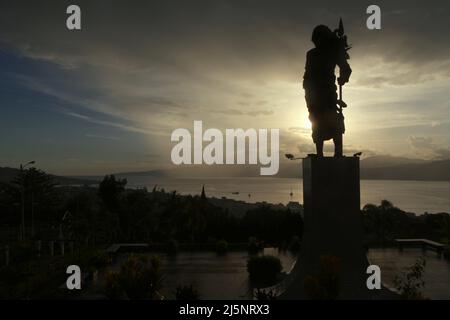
[2,156,449,181]
[104,156,450,181]
[0,167,99,185]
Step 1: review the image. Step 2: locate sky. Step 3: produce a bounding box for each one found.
[1,0,450,175]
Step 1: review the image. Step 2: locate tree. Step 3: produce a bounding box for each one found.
[175,284,200,300]
[98,175,127,211]
[394,257,427,299]
[10,167,56,238]
[105,255,163,300]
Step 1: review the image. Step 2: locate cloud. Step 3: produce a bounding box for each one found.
[216,108,274,116]
[408,136,450,159]
[65,112,160,136]
[288,127,310,135]
[2,1,450,86]
[433,148,450,159]
[1,0,450,173]
[85,133,121,141]
[281,129,378,158]
[408,136,434,149]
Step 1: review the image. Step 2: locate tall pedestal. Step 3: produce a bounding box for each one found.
[282,156,372,299]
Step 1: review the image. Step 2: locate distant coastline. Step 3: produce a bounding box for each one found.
[3,156,450,183]
[75,156,450,182]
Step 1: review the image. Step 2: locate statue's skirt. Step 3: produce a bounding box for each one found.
[309,109,344,143]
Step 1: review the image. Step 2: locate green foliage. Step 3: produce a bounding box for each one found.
[1,168,304,246]
[242,205,303,246]
[98,175,127,211]
[88,251,110,271]
[254,288,277,300]
[362,200,450,244]
[175,284,200,300]
[9,242,38,265]
[215,239,228,254]
[394,257,427,300]
[288,236,301,253]
[304,255,340,300]
[104,271,123,300]
[105,254,163,300]
[0,248,105,299]
[65,186,120,244]
[247,255,282,287]
[166,239,179,254]
[247,237,264,254]
[0,167,58,233]
[12,167,56,196]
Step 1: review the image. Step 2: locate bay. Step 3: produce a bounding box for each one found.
[124,176,450,214]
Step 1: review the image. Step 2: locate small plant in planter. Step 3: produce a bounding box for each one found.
[394,257,427,300]
[215,239,228,254]
[104,254,163,300]
[175,284,200,300]
[254,288,277,300]
[247,255,282,287]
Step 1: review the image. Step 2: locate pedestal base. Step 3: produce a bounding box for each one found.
[281,156,381,299]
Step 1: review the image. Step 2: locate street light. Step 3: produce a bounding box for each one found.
[20,161,35,170]
[20,160,35,241]
[285,153,302,161]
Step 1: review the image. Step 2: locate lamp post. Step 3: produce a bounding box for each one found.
[31,190,35,238]
[20,160,35,241]
[285,153,302,161]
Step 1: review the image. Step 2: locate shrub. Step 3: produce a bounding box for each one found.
[247,255,282,286]
[248,237,263,254]
[11,242,38,265]
[89,251,110,270]
[104,271,123,300]
[215,240,228,254]
[166,239,179,254]
[254,288,277,300]
[288,236,301,253]
[394,257,427,300]
[105,254,163,300]
[175,284,200,300]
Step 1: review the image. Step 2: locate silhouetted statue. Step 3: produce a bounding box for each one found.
[303,20,352,157]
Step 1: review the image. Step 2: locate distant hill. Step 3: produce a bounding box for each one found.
[153,156,449,181]
[360,159,450,181]
[3,155,448,183]
[0,167,99,186]
[152,156,449,181]
[113,170,168,178]
[360,155,427,168]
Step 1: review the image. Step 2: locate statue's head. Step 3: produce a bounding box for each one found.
[311,25,333,48]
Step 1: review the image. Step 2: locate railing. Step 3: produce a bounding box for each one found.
[395,238,444,254]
